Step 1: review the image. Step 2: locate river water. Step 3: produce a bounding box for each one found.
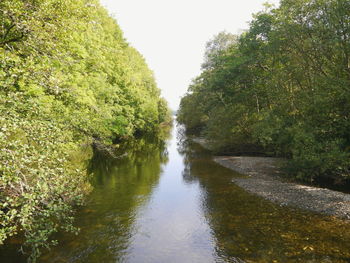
[2,125,350,262]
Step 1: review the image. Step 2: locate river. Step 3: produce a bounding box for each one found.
[1,124,350,262]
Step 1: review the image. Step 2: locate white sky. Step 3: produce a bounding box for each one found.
[100,0,280,110]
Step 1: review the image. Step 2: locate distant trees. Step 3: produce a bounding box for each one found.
[178,0,350,183]
[0,0,170,260]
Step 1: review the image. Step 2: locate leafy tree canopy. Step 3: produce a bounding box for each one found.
[178,0,350,183]
[0,0,171,260]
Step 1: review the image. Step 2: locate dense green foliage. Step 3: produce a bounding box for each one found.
[0,0,170,260]
[178,0,350,183]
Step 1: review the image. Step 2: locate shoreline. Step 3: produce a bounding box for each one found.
[192,138,350,219]
[214,156,350,219]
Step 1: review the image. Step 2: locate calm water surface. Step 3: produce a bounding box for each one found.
[2,125,350,262]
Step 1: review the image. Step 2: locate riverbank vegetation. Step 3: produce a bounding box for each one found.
[178,0,350,184]
[0,0,170,260]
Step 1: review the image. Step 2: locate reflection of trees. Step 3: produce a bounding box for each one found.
[89,134,170,185]
[177,125,199,185]
[179,134,350,263]
[38,133,170,263]
[177,124,211,185]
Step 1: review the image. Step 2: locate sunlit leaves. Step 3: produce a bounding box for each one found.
[0,0,170,260]
[179,0,350,182]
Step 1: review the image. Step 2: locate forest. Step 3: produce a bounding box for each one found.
[0,0,170,260]
[178,0,350,184]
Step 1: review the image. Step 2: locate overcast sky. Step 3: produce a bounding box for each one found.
[100,0,280,110]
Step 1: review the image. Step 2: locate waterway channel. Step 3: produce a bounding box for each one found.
[1,124,350,262]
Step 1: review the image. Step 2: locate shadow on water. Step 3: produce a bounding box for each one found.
[177,125,350,263]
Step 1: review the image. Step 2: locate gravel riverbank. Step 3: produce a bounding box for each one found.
[191,137,350,219]
[214,156,350,219]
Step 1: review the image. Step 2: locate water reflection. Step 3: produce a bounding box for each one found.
[1,125,350,263]
[178,126,350,263]
[38,134,170,263]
